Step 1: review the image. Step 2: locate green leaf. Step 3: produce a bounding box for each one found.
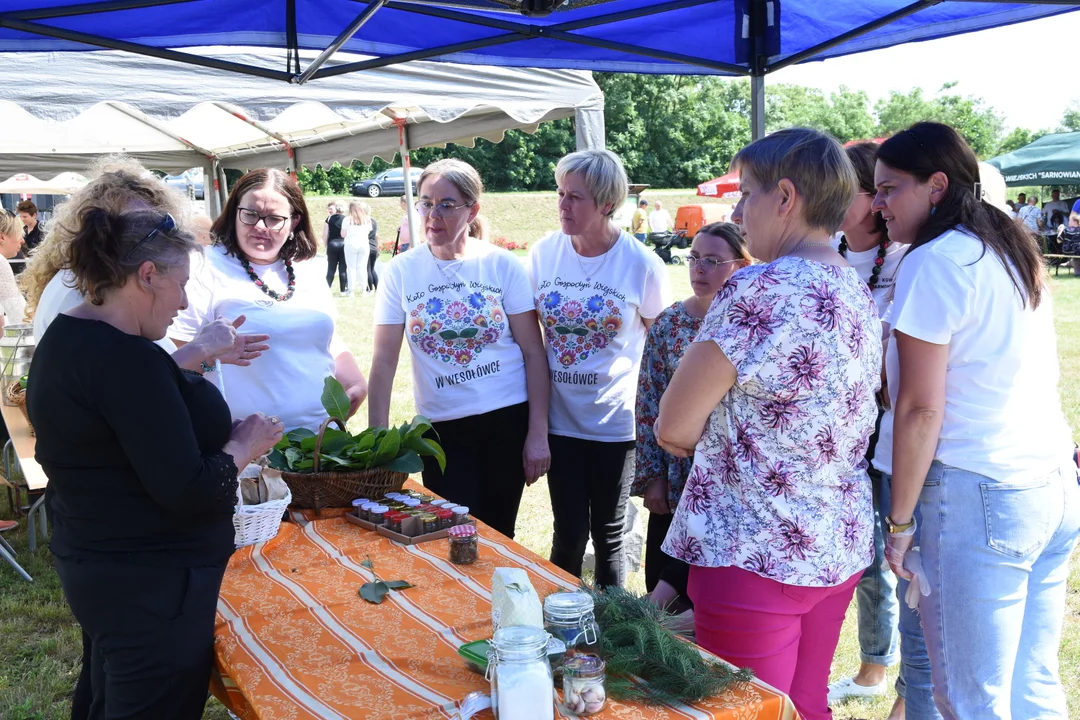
[359,580,390,604]
[319,453,351,468]
[273,436,292,452]
[284,447,304,470]
[321,376,351,421]
[355,433,377,451]
[266,448,288,470]
[438,330,459,340]
[382,580,414,590]
[403,436,446,473]
[571,327,589,337]
[555,326,573,335]
[360,556,374,569]
[286,428,316,443]
[295,458,315,471]
[374,428,401,464]
[320,429,351,454]
[459,327,479,338]
[382,449,424,474]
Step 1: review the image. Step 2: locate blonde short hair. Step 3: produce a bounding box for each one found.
[0,210,19,240]
[732,128,856,235]
[555,149,628,218]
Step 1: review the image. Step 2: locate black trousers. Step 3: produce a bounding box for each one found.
[644,511,691,608]
[547,435,635,588]
[325,241,348,292]
[55,556,228,720]
[421,402,529,539]
[366,248,379,291]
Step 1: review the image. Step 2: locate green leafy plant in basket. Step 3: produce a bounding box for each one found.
[265,377,446,475]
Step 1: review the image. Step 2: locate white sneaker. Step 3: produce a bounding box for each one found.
[827,676,888,704]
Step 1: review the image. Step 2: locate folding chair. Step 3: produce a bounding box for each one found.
[0,520,31,582]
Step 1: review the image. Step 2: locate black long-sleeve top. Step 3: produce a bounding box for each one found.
[27,314,239,566]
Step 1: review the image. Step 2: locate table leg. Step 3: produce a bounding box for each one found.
[27,492,46,552]
[0,533,32,581]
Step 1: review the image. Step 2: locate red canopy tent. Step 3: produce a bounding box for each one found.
[697,171,740,198]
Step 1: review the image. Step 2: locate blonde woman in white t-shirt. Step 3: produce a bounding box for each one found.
[527,149,671,587]
[341,200,372,296]
[873,122,1079,720]
[369,159,550,539]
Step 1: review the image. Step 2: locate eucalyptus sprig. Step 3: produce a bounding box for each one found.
[358,555,414,604]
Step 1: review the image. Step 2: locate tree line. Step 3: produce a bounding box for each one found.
[298,74,1076,194]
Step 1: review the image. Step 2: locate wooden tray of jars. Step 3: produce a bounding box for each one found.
[345,511,469,545]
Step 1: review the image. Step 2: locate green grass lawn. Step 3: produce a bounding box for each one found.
[1,261,1077,719]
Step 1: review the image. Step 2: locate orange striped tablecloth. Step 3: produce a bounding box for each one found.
[212,515,799,719]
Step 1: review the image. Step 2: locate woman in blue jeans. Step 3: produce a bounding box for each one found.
[872,122,1080,719]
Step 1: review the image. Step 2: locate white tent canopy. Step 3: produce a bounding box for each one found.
[0,46,605,214]
[0,172,88,196]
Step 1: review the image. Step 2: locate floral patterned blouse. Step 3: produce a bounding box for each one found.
[662,257,882,587]
[633,302,701,508]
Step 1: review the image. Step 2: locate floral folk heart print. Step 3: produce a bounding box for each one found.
[537,291,623,367]
[408,292,506,366]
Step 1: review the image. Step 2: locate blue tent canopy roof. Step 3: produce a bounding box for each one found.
[0,1,1076,79]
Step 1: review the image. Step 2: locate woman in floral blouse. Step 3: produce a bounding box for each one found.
[654,128,882,720]
[633,222,750,615]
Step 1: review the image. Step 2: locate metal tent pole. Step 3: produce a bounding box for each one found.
[395,118,418,247]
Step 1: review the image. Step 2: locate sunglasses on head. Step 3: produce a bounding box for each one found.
[123,213,176,261]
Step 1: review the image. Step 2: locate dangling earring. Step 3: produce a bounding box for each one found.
[930,205,937,216]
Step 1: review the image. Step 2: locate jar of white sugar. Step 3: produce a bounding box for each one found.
[487,626,555,720]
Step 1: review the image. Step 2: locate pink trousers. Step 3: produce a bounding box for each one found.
[688,565,861,720]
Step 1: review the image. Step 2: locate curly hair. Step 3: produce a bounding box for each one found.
[18,156,188,318]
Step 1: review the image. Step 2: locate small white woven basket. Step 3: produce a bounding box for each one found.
[233,464,290,549]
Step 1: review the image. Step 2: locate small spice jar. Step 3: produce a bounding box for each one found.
[385,512,405,534]
[417,494,434,503]
[420,513,439,535]
[368,504,389,526]
[402,498,421,510]
[436,509,454,530]
[451,506,471,525]
[429,499,448,509]
[447,524,479,564]
[351,498,370,519]
[543,591,601,680]
[358,501,377,522]
[562,655,606,716]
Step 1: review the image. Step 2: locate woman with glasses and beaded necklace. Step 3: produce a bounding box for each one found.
[633,221,750,622]
[368,159,550,539]
[172,168,367,431]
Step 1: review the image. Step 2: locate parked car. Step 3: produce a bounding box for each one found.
[351,167,424,198]
[162,169,205,200]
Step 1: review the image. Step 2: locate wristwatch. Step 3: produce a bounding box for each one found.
[885,515,915,534]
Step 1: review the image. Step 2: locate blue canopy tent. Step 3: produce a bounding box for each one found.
[2,1,1077,140]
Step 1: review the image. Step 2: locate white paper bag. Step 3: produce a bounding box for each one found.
[491,568,543,632]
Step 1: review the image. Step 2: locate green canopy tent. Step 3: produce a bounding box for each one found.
[987,132,1080,186]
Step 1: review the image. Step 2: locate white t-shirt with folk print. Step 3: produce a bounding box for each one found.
[527,230,671,442]
[375,240,534,423]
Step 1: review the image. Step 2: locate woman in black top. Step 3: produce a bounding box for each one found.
[367,210,379,292]
[323,201,348,294]
[28,207,283,719]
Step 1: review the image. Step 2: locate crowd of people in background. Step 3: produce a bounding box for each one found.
[3,120,1078,720]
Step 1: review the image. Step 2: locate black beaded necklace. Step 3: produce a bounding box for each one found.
[239,255,296,302]
[837,235,890,290]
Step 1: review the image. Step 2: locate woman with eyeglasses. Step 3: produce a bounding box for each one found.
[0,211,27,325]
[633,222,750,621]
[528,149,671,588]
[172,168,367,431]
[27,206,283,719]
[368,159,549,539]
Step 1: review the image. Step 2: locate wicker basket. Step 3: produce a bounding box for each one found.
[280,418,409,509]
[6,381,32,437]
[233,465,291,548]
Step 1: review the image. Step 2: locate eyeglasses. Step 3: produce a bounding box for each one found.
[238,207,291,231]
[688,256,743,271]
[123,213,176,261]
[415,200,475,218]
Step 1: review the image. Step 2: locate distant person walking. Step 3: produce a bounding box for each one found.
[323,202,348,294]
[632,198,650,242]
[341,200,371,298]
[649,200,673,234]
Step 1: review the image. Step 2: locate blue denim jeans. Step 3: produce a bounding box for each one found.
[916,460,1080,719]
[855,469,900,667]
[880,473,942,720]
